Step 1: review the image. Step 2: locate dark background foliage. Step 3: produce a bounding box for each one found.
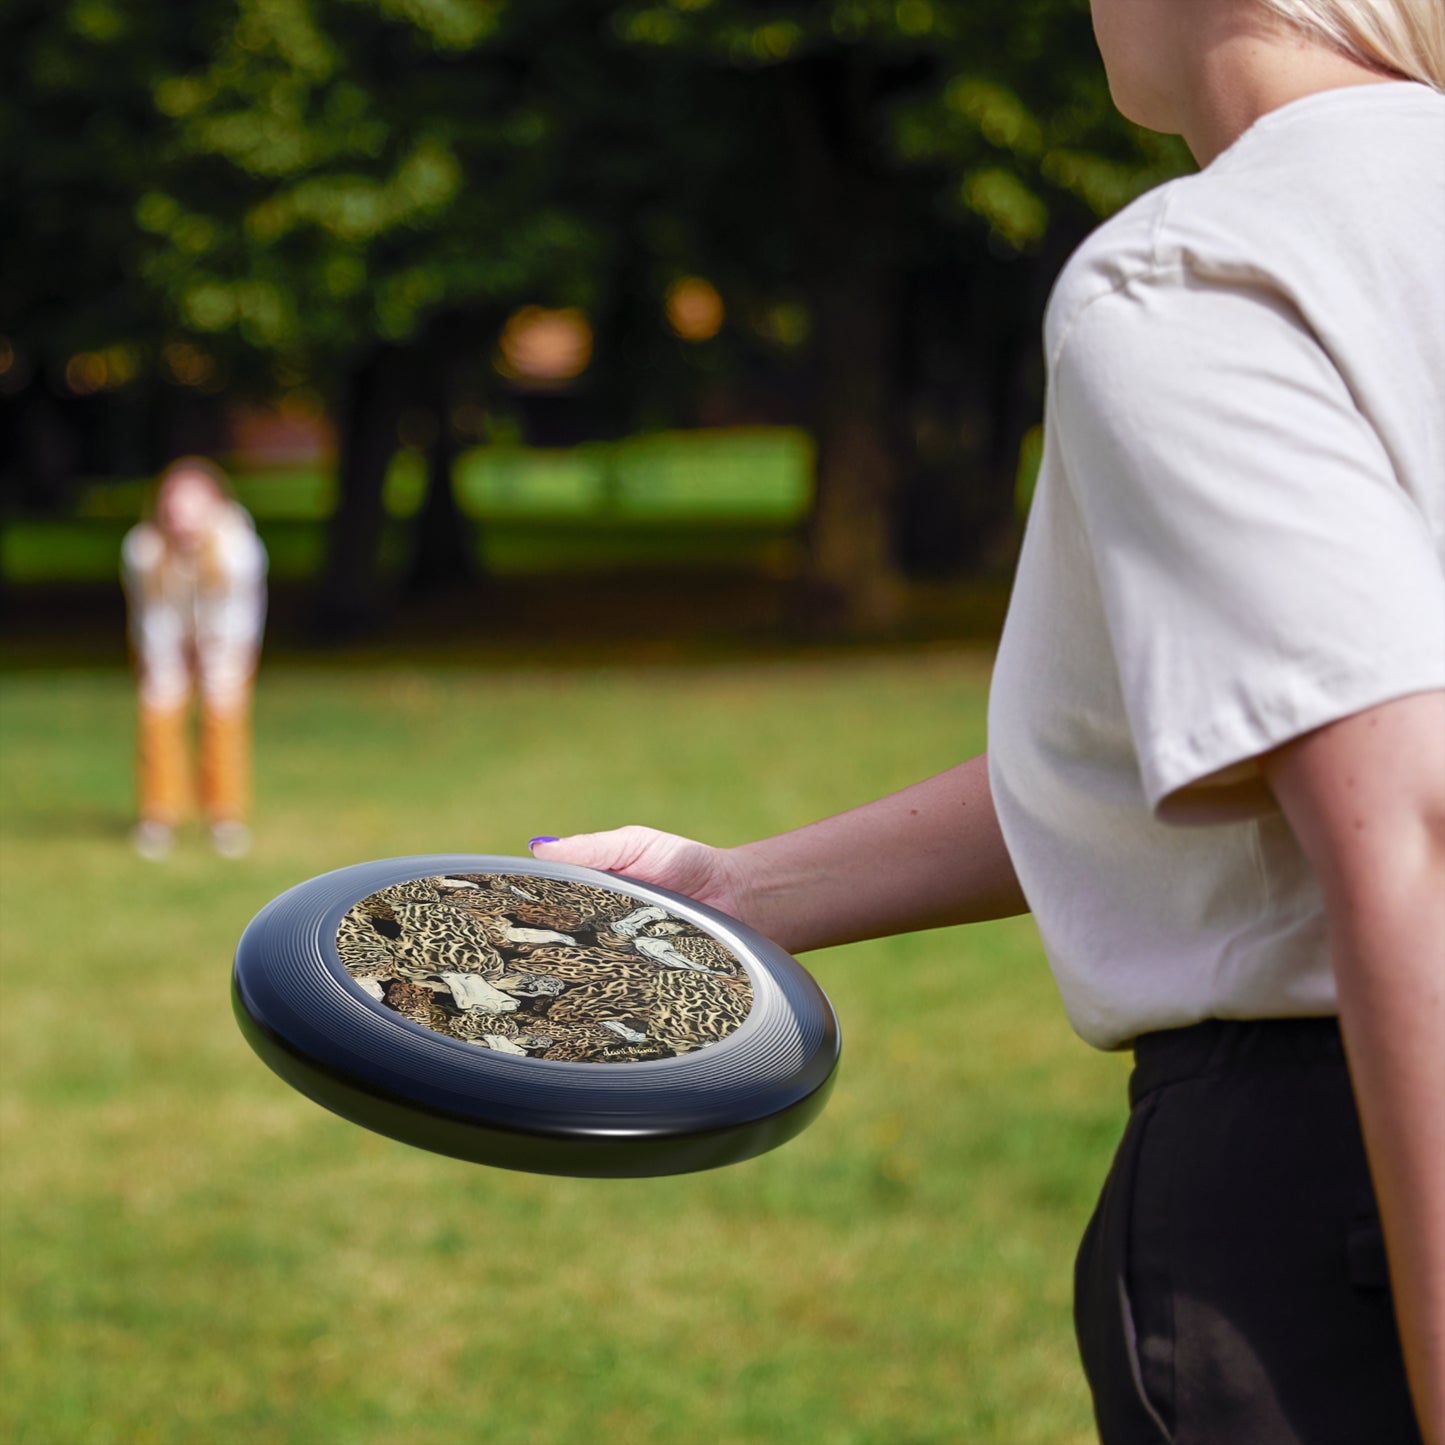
[0,0,1191,635]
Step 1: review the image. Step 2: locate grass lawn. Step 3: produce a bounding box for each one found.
[0,652,1127,1445]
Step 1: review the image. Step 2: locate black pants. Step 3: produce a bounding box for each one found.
[1074,1018,1422,1445]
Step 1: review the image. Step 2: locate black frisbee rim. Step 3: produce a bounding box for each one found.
[232,854,840,1177]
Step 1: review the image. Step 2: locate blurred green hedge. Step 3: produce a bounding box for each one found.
[3,428,815,583]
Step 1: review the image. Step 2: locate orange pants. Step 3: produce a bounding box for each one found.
[137,693,252,827]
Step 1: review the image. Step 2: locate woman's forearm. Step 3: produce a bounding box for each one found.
[727,752,1028,955]
[1265,690,1445,1444]
[1330,852,1445,1445]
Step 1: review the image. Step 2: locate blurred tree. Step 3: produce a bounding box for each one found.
[606,0,1191,626]
[0,0,215,509]
[125,0,783,631]
[124,0,612,632]
[2,0,1189,633]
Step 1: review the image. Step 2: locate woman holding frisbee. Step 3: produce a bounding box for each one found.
[533,0,1445,1439]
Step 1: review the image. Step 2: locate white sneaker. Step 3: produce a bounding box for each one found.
[132,820,174,861]
[210,821,252,859]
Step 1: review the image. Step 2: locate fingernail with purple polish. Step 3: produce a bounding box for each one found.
[528,836,559,850]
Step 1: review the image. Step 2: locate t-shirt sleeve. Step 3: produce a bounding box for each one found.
[1052,273,1445,823]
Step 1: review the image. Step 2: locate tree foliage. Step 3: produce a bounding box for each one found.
[1,0,1192,628]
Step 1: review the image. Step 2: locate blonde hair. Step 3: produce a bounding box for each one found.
[1257,0,1445,89]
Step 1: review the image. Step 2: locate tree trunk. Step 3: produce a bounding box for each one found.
[405,356,475,597]
[780,57,908,636]
[404,420,473,596]
[313,345,404,641]
[804,270,905,633]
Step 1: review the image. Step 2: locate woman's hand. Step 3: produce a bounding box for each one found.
[529,753,1027,956]
[530,827,755,925]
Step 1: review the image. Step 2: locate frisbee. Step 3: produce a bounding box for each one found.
[232,855,839,1177]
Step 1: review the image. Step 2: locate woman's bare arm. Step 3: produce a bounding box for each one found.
[1263,690,1445,1445]
[531,752,1028,955]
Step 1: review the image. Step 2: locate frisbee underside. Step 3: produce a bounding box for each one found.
[232,855,840,1177]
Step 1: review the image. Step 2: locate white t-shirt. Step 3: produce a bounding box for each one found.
[988,82,1445,1051]
[122,503,268,709]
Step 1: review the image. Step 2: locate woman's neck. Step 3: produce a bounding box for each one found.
[1178,9,1401,166]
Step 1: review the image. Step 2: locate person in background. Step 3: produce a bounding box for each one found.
[121,457,267,860]
[530,1,1444,1440]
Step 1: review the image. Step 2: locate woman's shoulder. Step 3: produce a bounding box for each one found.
[1043,182,1184,363]
[212,503,268,574]
[217,499,259,536]
[121,521,165,574]
[1045,83,1445,367]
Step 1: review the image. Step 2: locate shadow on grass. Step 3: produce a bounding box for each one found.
[0,805,136,843]
[1,571,1013,674]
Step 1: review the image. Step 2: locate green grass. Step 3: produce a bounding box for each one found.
[0,654,1128,1445]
